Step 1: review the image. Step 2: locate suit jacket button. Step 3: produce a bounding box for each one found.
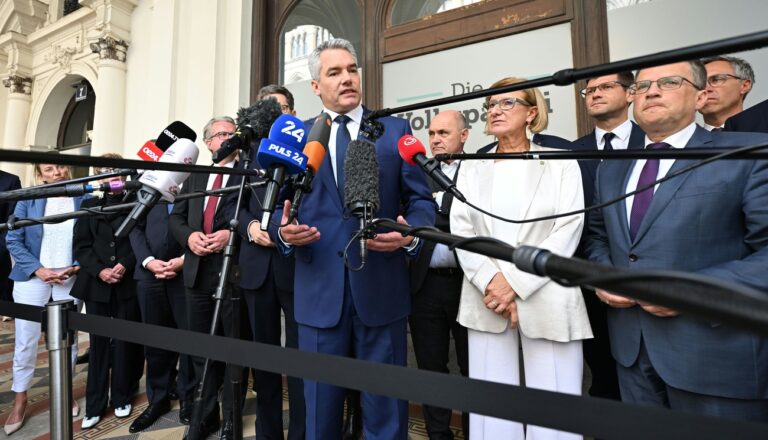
[109,241,115,247]
[629,254,638,262]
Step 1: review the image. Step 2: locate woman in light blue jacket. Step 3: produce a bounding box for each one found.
[3,164,84,436]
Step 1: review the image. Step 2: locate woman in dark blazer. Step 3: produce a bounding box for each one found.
[71,156,143,429]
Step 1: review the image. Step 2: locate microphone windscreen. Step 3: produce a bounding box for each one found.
[237,99,283,140]
[344,140,379,212]
[397,134,426,166]
[156,121,197,150]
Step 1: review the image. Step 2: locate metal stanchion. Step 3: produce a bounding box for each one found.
[45,300,75,440]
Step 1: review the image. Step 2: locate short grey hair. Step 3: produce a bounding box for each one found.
[702,55,755,98]
[308,38,358,81]
[688,60,707,90]
[203,116,236,140]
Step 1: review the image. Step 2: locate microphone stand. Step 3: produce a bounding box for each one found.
[372,218,768,336]
[188,154,254,440]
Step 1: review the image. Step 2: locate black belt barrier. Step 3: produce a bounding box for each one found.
[1,300,765,439]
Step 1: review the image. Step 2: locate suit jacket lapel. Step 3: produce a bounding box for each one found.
[633,126,710,243]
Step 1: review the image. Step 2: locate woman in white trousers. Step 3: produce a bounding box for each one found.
[4,164,84,436]
[451,77,593,440]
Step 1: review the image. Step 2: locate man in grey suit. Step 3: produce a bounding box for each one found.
[585,60,768,420]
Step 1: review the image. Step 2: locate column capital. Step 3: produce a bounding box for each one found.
[89,36,128,62]
[2,75,33,95]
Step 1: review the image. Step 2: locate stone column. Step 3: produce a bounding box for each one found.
[89,36,128,157]
[1,75,33,178]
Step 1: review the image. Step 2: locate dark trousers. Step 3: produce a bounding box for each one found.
[137,277,195,404]
[84,295,144,417]
[186,270,249,422]
[618,338,768,421]
[409,269,469,440]
[0,254,13,302]
[299,283,408,440]
[243,274,305,440]
[582,287,621,400]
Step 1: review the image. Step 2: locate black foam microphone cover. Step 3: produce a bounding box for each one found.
[236,98,283,140]
[344,140,380,213]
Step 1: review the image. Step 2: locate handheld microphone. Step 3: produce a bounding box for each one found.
[115,138,199,238]
[256,114,308,229]
[212,99,283,163]
[344,140,380,265]
[288,112,331,224]
[397,135,466,203]
[0,181,142,203]
[138,121,197,162]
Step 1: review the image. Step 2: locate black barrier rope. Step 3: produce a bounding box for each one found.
[434,146,768,161]
[52,309,768,440]
[371,218,768,335]
[440,141,768,225]
[0,300,44,323]
[367,30,768,118]
[0,149,264,178]
[0,182,266,232]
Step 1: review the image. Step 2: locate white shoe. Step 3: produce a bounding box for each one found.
[114,404,132,418]
[81,416,100,429]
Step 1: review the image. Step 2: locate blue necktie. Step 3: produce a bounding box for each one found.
[335,115,351,198]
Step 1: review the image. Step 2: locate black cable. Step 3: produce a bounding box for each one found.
[461,141,768,224]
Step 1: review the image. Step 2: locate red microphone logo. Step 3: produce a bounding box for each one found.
[403,135,418,146]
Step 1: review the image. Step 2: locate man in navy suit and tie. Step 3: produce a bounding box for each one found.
[699,56,754,131]
[585,60,768,420]
[573,72,645,401]
[273,38,435,439]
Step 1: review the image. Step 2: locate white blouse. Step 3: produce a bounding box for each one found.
[40,198,75,269]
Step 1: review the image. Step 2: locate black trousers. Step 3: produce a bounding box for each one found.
[186,266,249,422]
[137,277,196,404]
[84,295,144,417]
[582,287,621,400]
[243,273,305,440]
[409,269,469,440]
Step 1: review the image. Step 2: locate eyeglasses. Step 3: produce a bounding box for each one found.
[580,81,628,98]
[706,73,743,87]
[482,97,531,112]
[95,167,117,175]
[208,131,235,140]
[628,76,702,95]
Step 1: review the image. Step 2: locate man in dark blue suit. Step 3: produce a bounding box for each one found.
[272,38,435,439]
[0,170,21,316]
[725,98,768,133]
[572,72,645,401]
[129,202,195,432]
[585,60,768,420]
[238,85,304,440]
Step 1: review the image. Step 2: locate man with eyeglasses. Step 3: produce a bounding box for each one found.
[585,60,768,420]
[699,56,754,130]
[169,116,245,440]
[571,72,646,404]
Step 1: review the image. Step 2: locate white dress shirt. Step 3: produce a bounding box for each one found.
[429,160,460,268]
[624,122,696,224]
[322,105,364,184]
[594,119,633,151]
[703,122,724,131]
[204,160,235,209]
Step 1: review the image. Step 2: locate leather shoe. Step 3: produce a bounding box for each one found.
[220,418,234,440]
[129,400,171,433]
[76,348,90,365]
[342,392,363,440]
[179,400,193,425]
[184,411,220,440]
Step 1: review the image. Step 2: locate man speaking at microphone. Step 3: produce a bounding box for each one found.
[273,38,435,439]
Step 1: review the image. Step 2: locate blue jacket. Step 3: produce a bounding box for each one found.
[7,197,84,281]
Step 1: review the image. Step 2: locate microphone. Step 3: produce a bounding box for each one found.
[114,138,199,238]
[287,112,332,224]
[344,140,380,265]
[256,114,308,229]
[397,135,466,203]
[212,99,283,163]
[0,181,141,203]
[138,121,197,162]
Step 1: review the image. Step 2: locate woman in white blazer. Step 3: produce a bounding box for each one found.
[450,77,592,440]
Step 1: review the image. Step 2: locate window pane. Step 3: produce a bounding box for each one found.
[390,0,486,26]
